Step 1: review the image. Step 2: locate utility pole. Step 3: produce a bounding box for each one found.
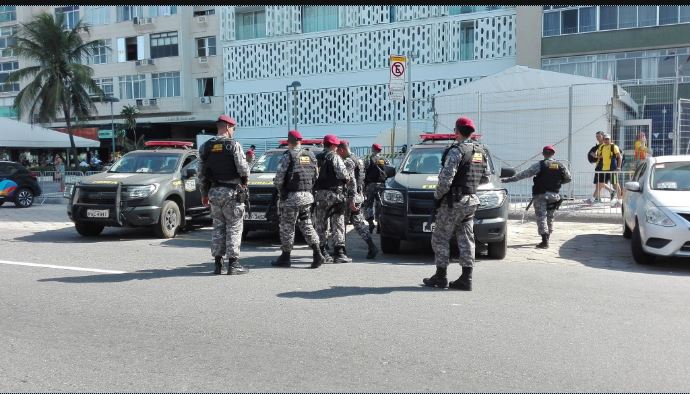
[406,51,415,147]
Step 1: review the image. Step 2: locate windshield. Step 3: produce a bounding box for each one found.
[251,151,285,173]
[651,161,690,191]
[108,153,181,174]
[400,146,495,175]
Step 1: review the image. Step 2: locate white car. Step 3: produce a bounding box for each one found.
[622,155,690,264]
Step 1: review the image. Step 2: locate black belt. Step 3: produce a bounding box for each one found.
[211,181,239,188]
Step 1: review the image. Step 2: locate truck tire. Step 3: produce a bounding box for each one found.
[488,234,507,260]
[380,235,400,254]
[75,221,104,236]
[154,200,180,239]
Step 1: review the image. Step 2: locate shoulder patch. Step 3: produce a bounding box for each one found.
[549,163,560,170]
[299,156,311,165]
[211,143,223,152]
[471,152,483,163]
[377,159,385,165]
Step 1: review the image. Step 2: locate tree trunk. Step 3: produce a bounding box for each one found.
[64,105,76,170]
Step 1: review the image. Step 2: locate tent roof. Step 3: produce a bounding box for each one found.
[436,65,617,97]
[0,117,100,148]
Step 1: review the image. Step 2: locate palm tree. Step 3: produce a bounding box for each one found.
[7,12,104,168]
[120,104,139,151]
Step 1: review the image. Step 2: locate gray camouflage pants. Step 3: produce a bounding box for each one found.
[314,189,346,248]
[280,204,320,252]
[431,198,478,268]
[363,183,382,222]
[533,194,555,235]
[347,203,372,243]
[209,186,244,259]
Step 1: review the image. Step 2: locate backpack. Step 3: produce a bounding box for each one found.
[587,145,599,164]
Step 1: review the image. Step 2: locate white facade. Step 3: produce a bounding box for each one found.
[220,6,517,148]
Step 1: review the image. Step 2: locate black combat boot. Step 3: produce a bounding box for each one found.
[333,245,352,264]
[310,244,326,268]
[368,219,375,234]
[376,223,381,234]
[213,256,222,275]
[366,238,379,259]
[320,244,333,263]
[271,250,291,267]
[449,266,472,291]
[536,234,549,249]
[227,258,249,275]
[423,266,448,288]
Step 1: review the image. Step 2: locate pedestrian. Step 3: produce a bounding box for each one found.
[271,130,327,268]
[586,131,604,203]
[337,139,379,259]
[423,116,487,291]
[362,143,390,234]
[199,114,250,275]
[595,132,622,203]
[634,130,648,163]
[246,144,256,165]
[313,134,353,264]
[53,154,65,191]
[501,145,572,249]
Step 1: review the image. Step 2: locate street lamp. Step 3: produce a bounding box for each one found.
[92,94,120,157]
[286,81,301,132]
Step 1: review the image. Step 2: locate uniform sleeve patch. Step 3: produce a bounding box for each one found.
[472,152,483,163]
[377,159,385,165]
[549,163,560,170]
[299,156,311,165]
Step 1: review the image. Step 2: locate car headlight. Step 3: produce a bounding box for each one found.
[645,202,675,227]
[64,183,75,199]
[478,189,507,210]
[127,184,158,200]
[382,189,404,205]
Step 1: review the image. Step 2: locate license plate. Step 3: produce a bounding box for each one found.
[422,221,435,233]
[244,211,266,221]
[86,209,109,218]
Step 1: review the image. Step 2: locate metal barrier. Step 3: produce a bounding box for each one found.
[38,170,104,204]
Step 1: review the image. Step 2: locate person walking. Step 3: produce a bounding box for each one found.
[501,145,572,249]
[337,139,379,259]
[595,132,622,204]
[271,130,327,268]
[423,116,487,291]
[199,115,250,275]
[53,154,65,192]
[362,143,390,234]
[313,134,353,264]
[246,144,256,165]
[587,131,604,203]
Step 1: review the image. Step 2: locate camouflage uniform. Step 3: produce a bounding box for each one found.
[363,152,390,226]
[343,155,372,243]
[314,150,353,251]
[199,137,250,260]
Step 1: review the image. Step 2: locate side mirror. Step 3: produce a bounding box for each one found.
[625,181,641,192]
[500,167,516,178]
[384,165,396,178]
[185,167,198,178]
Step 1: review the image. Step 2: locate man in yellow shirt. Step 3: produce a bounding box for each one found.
[594,133,622,203]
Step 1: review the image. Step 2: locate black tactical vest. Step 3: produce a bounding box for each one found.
[364,154,387,183]
[284,148,317,192]
[314,150,346,190]
[442,142,486,195]
[532,160,565,195]
[200,137,240,182]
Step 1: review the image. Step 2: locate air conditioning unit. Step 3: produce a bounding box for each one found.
[200,96,211,104]
[134,17,153,25]
[148,98,157,106]
[135,59,154,66]
[135,99,145,106]
[198,56,208,64]
[196,16,207,23]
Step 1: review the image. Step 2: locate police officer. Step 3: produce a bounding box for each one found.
[501,145,572,249]
[423,116,487,291]
[271,130,327,268]
[337,139,379,259]
[363,143,390,234]
[199,115,250,275]
[314,134,353,264]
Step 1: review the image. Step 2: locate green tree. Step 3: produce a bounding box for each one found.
[7,12,104,168]
[120,104,139,151]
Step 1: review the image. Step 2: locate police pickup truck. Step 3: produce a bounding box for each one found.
[243,139,323,236]
[378,134,516,259]
[66,141,209,238]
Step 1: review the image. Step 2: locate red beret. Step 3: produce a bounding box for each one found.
[217,115,237,126]
[287,130,302,140]
[455,116,475,131]
[543,145,556,153]
[323,134,340,146]
[372,143,382,151]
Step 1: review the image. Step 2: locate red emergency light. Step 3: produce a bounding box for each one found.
[144,141,194,149]
[420,133,456,141]
[278,139,323,146]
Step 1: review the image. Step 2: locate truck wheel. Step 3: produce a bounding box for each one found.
[488,234,507,260]
[154,200,180,239]
[631,222,655,265]
[75,221,104,236]
[380,235,400,254]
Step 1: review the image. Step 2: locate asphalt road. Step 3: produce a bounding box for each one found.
[1,205,690,392]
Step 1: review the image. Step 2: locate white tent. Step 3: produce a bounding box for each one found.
[0,117,100,148]
[433,65,638,197]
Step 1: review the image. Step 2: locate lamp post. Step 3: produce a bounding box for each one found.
[287,80,301,131]
[91,94,119,159]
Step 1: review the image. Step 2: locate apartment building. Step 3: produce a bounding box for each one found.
[219,6,519,148]
[0,6,224,146]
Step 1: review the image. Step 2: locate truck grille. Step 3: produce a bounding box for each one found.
[407,191,435,215]
[248,186,276,211]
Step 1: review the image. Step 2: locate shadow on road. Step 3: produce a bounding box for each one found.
[15,226,160,243]
[559,234,690,276]
[277,285,436,299]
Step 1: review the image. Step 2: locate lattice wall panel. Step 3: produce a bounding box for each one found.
[359,6,389,26]
[266,6,301,36]
[220,6,235,42]
[474,15,515,60]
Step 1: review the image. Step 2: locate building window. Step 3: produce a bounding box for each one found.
[235,10,266,40]
[389,6,396,22]
[659,6,679,25]
[459,22,474,61]
[599,6,618,30]
[560,9,578,34]
[119,36,143,62]
[579,7,596,32]
[92,77,113,96]
[0,6,16,23]
[193,9,215,17]
[83,6,110,26]
[616,58,636,80]
[618,6,638,29]
[148,6,177,18]
[658,55,677,78]
[543,11,560,36]
[152,72,180,98]
[197,78,215,97]
[87,39,111,65]
[56,6,80,29]
[0,106,18,118]
[638,6,657,27]
[196,36,216,57]
[150,31,179,59]
[118,75,146,100]
[0,61,19,93]
[680,6,690,23]
[302,6,338,33]
[116,6,144,22]
[0,26,17,58]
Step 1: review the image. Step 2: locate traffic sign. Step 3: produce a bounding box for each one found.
[98,129,113,139]
[389,54,407,101]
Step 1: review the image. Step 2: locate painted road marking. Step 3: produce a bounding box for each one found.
[0,259,126,274]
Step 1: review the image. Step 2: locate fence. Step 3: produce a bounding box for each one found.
[38,170,102,204]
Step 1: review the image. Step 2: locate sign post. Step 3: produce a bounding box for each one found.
[389,55,406,151]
